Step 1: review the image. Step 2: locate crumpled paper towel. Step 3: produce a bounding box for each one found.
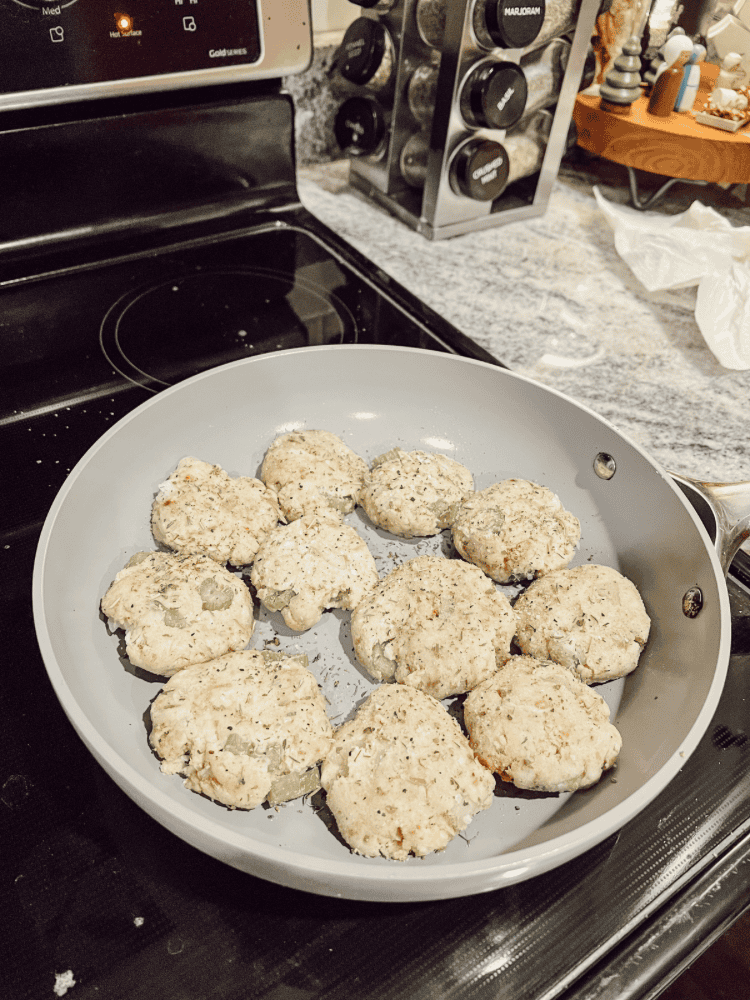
[594,187,750,370]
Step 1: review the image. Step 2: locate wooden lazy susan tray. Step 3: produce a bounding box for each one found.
[573,63,750,185]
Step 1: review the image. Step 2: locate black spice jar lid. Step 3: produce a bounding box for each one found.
[450,137,510,201]
[334,96,387,156]
[484,0,546,48]
[337,17,388,85]
[461,60,528,130]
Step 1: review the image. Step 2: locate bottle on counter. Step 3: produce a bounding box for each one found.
[459,59,529,130]
[401,115,555,193]
[503,108,554,184]
[519,37,571,118]
[472,0,547,50]
[337,17,396,90]
[406,58,442,127]
[415,0,581,52]
[415,0,448,50]
[334,96,388,158]
[448,136,511,200]
[399,130,431,188]
[473,0,581,52]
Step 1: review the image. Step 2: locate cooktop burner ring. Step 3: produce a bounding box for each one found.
[100,267,357,392]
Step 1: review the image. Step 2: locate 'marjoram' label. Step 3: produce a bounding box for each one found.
[504,6,543,14]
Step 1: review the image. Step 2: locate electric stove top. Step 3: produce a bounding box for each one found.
[3,218,491,550]
[4,82,750,1000]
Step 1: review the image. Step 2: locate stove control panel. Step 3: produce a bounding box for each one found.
[0,0,311,110]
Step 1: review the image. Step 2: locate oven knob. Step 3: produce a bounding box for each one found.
[449,137,510,201]
[474,0,546,49]
[337,17,394,88]
[334,96,387,157]
[460,59,528,130]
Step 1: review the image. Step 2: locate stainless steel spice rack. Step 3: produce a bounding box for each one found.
[333,0,600,239]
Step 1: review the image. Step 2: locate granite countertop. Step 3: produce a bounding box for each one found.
[297,156,750,486]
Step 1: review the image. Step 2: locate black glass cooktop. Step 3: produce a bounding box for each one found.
[1,220,492,545]
[3,223,464,418]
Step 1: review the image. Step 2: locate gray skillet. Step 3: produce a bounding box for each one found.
[32,345,750,902]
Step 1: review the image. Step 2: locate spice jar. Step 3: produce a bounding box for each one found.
[519,37,570,119]
[459,59,528,130]
[473,0,579,52]
[472,0,546,50]
[448,137,510,200]
[415,0,447,50]
[407,61,441,127]
[337,17,395,89]
[334,96,388,158]
[399,130,431,188]
[503,108,553,184]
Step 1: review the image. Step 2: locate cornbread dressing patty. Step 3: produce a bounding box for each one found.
[464,655,622,793]
[260,429,368,522]
[149,650,333,810]
[514,564,651,682]
[101,551,254,676]
[320,685,495,860]
[250,512,379,631]
[151,456,281,566]
[359,448,474,538]
[350,555,516,699]
[452,479,580,583]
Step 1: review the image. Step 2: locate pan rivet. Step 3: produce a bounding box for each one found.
[682,587,703,618]
[594,453,616,480]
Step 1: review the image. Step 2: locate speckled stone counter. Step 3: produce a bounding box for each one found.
[298,155,750,485]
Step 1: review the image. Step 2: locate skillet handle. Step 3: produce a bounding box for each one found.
[671,474,750,577]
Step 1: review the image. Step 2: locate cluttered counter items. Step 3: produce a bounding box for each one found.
[297,157,750,486]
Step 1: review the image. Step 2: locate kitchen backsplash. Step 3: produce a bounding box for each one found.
[284,42,343,166]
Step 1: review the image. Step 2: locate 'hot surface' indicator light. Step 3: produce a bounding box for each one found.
[115,13,133,34]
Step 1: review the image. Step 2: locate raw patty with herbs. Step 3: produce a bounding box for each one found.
[513,564,651,683]
[320,684,495,860]
[350,554,516,700]
[359,448,474,538]
[464,654,622,793]
[101,550,254,676]
[149,649,333,810]
[451,478,581,583]
[260,429,368,522]
[151,456,281,567]
[251,512,379,632]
